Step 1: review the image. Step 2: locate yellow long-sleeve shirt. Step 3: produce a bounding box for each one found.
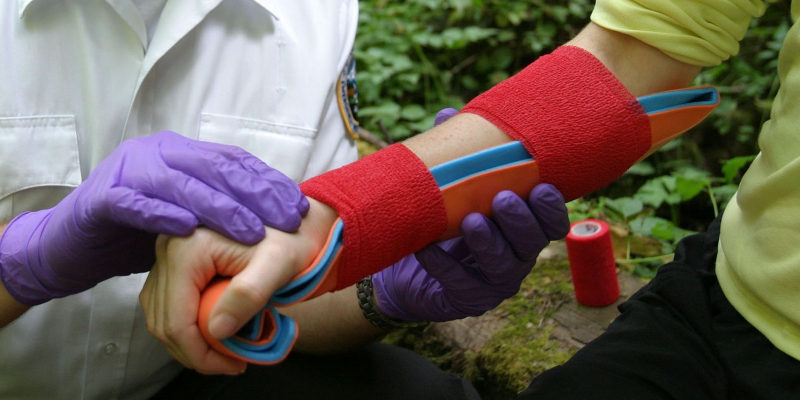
[592,0,800,360]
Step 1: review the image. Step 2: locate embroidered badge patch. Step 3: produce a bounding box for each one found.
[337,53,360,140]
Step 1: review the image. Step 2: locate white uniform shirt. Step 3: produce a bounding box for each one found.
[0,1,359,399]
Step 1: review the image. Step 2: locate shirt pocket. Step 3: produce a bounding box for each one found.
[198,113,315,182]
[0,115,81,200]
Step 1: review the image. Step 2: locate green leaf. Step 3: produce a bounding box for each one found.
[549,6,569,23]
[491,47,513,70]
[359,102,401,126]
[721,155,756,183]
[401,104,427,121]
[634,263,659,279]
[390,124,413,140]
[634,178,669,208]
[674,166,710,181]
[605,197,643,219]
[628,216,660,237]
[460,74,480,90]
[674,176,707,201]
[407,114,437,132]
[626,161,655,176]
[712,184,739,210]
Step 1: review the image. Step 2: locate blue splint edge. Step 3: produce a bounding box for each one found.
[270,220,345,305]
[220,306,297,363]
[638,87,718,114]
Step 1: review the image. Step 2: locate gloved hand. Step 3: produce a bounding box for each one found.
[0,131,308,306]
[372,184,569,322]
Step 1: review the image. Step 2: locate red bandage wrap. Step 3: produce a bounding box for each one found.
[461,46,651,201]
[300,144,447,290]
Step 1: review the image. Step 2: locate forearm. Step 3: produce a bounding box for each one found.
[0,223,30,328]
[403,22,701,166]
[568,22,700,97]
[281,285,384,354]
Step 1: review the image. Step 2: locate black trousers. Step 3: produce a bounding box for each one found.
[154,218,800,399]
[151,341,480,400]
[520,217,800,399]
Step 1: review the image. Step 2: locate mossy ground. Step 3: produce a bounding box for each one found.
[384,258,579,399]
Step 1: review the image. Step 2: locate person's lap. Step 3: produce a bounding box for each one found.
[151,341,480,400]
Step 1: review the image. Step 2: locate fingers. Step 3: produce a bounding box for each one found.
[460,212,531,284]
[104,187,198,236]
[140,233,248,375]
[414,243,472,291]
[528,184,570,240]
[103,132,308,244]
[140,168,268,245]
[207,198,337,339]
[161,137,308,232]
[207,232,305,340]
[490,190,549,260]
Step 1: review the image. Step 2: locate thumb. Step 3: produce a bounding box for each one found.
[207,246,296,339]
[414,243,473,292]
[207,281,266,340]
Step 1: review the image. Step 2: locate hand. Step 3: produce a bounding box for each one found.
[0,131,308,305]
[372,184,569,322]
[140,199,337,374]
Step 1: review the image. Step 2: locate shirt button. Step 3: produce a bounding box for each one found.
[103,342,119,355]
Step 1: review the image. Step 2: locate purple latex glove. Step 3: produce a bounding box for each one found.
[373,185,569,322]
[0,131,309,305]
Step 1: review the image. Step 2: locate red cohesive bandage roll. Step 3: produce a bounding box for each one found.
[565,219,619,307]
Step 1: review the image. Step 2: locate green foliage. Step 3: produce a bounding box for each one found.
[356,0,593,141]
[568,151,754,277]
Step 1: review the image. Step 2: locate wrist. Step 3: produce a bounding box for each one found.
[300,144,447,290]
[356,275,427,331]
[567,23,700,97]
